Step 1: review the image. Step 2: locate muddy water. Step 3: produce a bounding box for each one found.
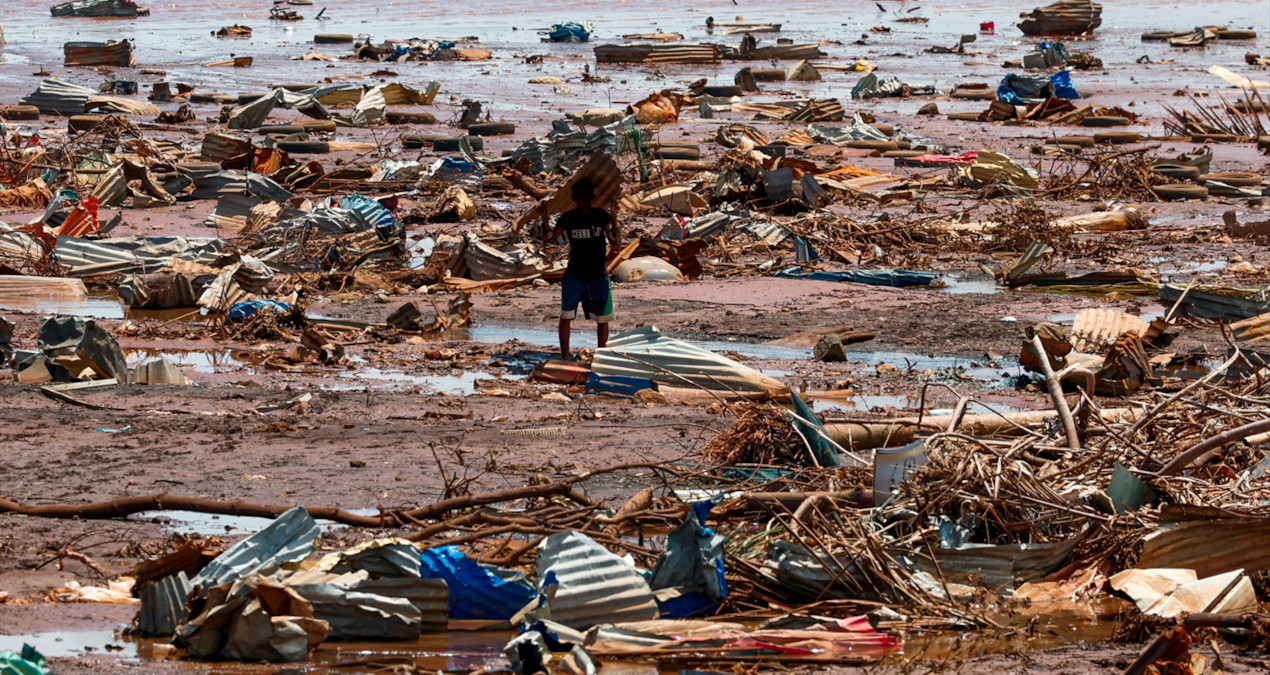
[897,597,1129,661]
[0,289,217,323]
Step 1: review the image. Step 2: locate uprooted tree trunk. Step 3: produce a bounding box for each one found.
[0,461,676,528]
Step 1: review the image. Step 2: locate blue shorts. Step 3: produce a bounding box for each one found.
[561,271,613,323]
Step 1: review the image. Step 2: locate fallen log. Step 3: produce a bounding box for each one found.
[0,461,673,526]
[824,408,1141,451]
[1157,417,1270,476]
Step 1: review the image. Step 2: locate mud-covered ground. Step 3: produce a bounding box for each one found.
[3,0,1270,671]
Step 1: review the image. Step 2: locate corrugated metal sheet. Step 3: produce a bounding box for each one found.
[909,529,1088,591]
[189,507,320,590]
[0,276,89,301]
[355,578,448,632]
[51,0,144,17]
[229,88,329,130]
[200,132,254,165]
[1139,506,1270,579]
[136,572,191,637]
[1232,312,1270,342]
[64,40,134,67]
[1019,0,1102,36]
[290,584,423,640]
[536,531,659,630]
[594,43,721,64]
[1159,284,1270,321]
[741,43,824,61]
[464,232,549,281]
[204,194,261,231]
[1070,308,1150,355]
[593,325,788,395]
[20,78,96,116]
[85,96,158,115]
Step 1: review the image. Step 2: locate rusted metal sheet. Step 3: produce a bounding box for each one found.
[1139,506,1270,579]
[594,43,722,64]
[1018,0,1102,36]
[593,325,789,394]
[0,276,89,302]
[64,39,135,67]
[200,132,254,165]
[1070,308,1150,355]
[1231,312,1270,342]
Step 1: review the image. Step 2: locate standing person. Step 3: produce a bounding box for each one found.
[537,178,620,360]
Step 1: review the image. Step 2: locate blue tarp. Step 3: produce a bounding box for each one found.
[649,500,727,618]
[775,266,939,288]
[226,299,291,323]
[546,23,590,43]
[420,546,535,620]
[585,373,654,398]
[997,70,1079,104]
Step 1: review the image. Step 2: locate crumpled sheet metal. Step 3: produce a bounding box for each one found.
[37,315,128,383]
[353,577,449,632]
[594,325,789,394]
[313,537,421,579]
[136,572,192,637]
[1069,308,1151,355]
[535,531,659,630]
[229,88,330,130]
[20,78,96,116]
[177,575,328,663]
[51,0,144,17]
[463,232,549,281]
[648,510,727,617]
[904,527,1089,592]
[189,507,321,591]
[289,584,422,640]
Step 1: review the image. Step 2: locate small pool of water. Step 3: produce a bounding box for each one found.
[127,508,381,535]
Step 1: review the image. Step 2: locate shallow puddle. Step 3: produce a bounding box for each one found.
[852,350,1017,381]
[0,290,218,323]
[127,508,382,536]
[813,395,1032,415]
[935,276,1005,295]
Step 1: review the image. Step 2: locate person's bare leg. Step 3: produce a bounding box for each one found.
[597,321,609,349]
[558,317,572,360]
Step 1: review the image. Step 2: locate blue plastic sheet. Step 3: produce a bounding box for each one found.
[775,266,939,288]
[1050,70,1080,100]
[998,71,1079,104]
[649,500,727,618]
[226,299,291,323]
[420,546,535,620]
[585,373,654,398]
[342,193,398,231]
[547,23,590,43]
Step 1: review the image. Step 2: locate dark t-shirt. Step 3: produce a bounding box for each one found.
[557,207,610,281]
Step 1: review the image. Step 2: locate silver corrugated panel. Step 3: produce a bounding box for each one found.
[594,43,721,64]
[593,325,788,393]
[741,44,823,61]
[20,78,96,116]
[290,584,422,640]
[92,163,128,207]
[190,507,321,591]
[464,232,548,281]
[204,194,260,231]
[1159,284,1270,322]
[200,133,254,165]
[137,572,191,637]
[535,531,658,630]
[54,236,142,274]
[354,578,448,633]
[0,275,89,301]
[229,88,329,130]
[905,529,1088,592]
